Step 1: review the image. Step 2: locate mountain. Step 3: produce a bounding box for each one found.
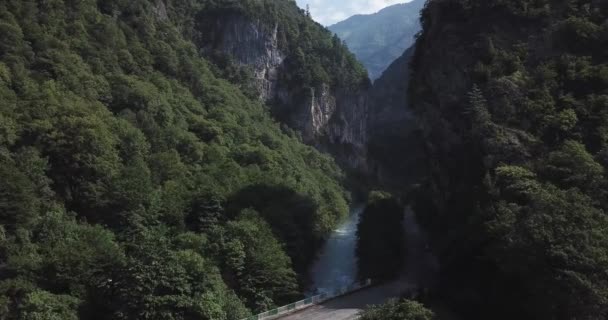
[329,0,425,80]
[405,0,608,319]
[5,0,607,318]
[367,47,426,190]
[0,0,372,318]
[196,1,371,171]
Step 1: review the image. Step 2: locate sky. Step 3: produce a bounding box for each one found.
[295,0,412,26]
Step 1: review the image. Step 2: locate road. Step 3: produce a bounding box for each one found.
[278,280,414,320]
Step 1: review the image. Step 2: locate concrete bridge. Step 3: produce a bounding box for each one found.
[245,207,439,320]
[277,280,411,320]
[243,278,414,320]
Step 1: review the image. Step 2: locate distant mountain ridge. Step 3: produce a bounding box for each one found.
[329,0,425,80]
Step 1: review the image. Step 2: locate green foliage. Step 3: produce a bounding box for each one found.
[367,190,392,202]
[223,210,299,312]
[96,229,250,320]
[0,158,40,231]
[543,140,604,189]
[466,85,492,131]
[359,299,435,320]
[488,165,608,319]
[0,0,351,318]
[18,290,80,320]
[410,0,608,318]
[196,0,369,91]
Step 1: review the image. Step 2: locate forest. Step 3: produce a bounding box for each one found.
[0,0,368,318]
[195,0,369,95]
[356,191,404,281]
[1,0,608,319]
[409,0,608,319]
[359,299,434,320]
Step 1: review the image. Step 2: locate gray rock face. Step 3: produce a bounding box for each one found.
[328,88,369,170]
[209,15,285,101]
[199,14,370,171]
[152,0,168,21]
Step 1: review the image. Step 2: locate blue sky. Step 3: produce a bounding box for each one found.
[295,0,412,26]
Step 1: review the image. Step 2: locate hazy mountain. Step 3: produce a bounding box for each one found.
[329,0,425,80]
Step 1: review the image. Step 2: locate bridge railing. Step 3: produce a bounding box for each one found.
[243,279,373,320]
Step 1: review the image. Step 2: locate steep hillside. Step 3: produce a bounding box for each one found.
[0,0,354,318]
[329,0,424,80]
[368,47,426,189]
[195,0,371,171]
[410,0,608,319]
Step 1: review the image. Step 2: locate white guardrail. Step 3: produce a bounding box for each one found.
[242,279,373,320]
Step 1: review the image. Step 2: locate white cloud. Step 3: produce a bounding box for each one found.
[296,0,412,26]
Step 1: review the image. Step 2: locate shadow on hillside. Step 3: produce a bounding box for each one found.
[227,184,322,274]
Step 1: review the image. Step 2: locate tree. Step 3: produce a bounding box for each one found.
[186,194,225,233]
[0,158,39,231]
[356,192,404,280]
[488,166,608,319]
[0,0,353,318]
[18,290,80,320]
[543,140,604,190]
[102,230,249,320]
[409,0,608,317]
[466,85,491,130]
[224,209,299,312]
[359,299,435,320]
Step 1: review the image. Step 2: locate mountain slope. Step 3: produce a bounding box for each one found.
[195,0,371,171]
[409,0,608,318]
[368,47,426,189]
[0,0,356,318]
[329,0,425,80]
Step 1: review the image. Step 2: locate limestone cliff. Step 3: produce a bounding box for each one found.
[199,14,285,101]
[194,12,370,171]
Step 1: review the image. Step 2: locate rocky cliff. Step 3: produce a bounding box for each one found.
[194,10,370,171]
[198,14,285,101]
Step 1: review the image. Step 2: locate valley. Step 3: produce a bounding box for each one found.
[0,0,606,320]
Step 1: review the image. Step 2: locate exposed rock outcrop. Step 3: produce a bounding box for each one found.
[199,14,285,101]
[152,0,168,21]
[195,13,370,171]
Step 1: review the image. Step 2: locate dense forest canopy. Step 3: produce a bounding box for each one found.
[3,0,607,318]
[410,0,608,318]
[359,299,434,320]
[356,191,405,281]
[0,0,357,318]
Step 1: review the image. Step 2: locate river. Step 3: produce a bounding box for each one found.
[308,204,439,295]
[291,204,448,320]
[308,205,364,294]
